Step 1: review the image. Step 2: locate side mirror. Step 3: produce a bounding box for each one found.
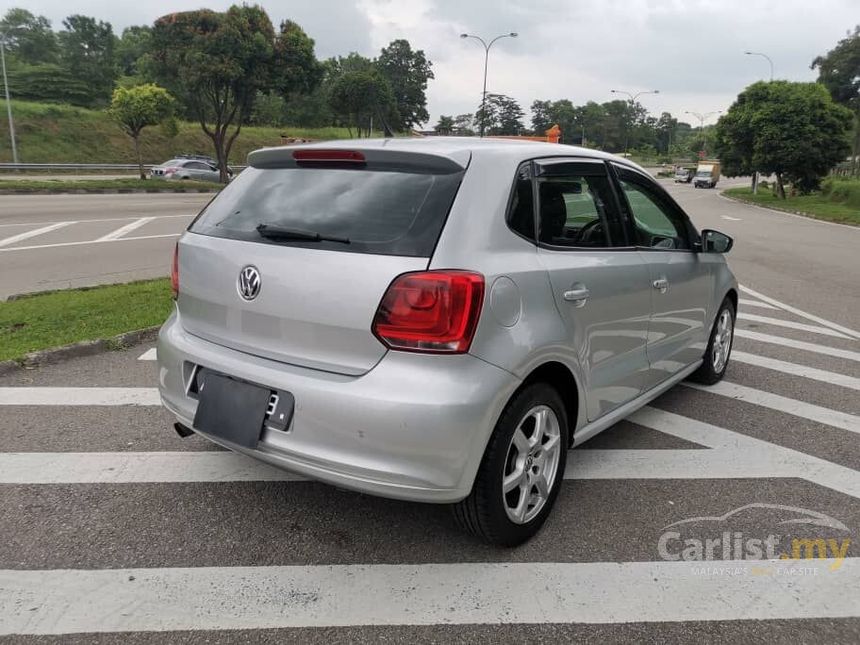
[698,229,734,254]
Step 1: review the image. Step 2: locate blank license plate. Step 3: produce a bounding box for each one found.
[193,371,271,448]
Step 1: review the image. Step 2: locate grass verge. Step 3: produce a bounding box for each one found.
[0,279,173,362]
[0,178,221,193]
[723,187,860,226]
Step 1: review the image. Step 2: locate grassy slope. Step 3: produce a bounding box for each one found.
[0,100,355,165]
[0,279,174,362]
[723,186,860,226]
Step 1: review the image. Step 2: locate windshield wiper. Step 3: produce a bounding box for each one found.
[256,223,350,244]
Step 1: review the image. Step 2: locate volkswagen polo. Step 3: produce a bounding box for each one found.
[157,138,737,546]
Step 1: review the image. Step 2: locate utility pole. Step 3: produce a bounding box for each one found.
[461,32,518,137]
[684,110,721,158]
[610,89,659,156]
[0,32,18,164]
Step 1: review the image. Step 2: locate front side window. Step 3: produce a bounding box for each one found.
[616,170,691,250]
[537,171,617,248]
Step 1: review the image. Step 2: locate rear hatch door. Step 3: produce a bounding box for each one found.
[177,147,467,376]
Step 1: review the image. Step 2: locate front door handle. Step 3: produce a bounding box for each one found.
[563,286,590,307]
[653,277,669,292]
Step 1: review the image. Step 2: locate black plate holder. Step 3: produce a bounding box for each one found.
[193,370,271,449]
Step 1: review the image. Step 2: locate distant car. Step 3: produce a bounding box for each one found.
[150,157,231,183]
[674,168,694,183]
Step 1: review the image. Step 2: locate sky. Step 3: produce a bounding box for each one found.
[3,0,857,129]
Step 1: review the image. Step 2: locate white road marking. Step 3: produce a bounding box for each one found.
[138,348,157,361]
[734,329,860,362]
[720,215,742,221]
[0,214,194,228]
[95,216,155,242]
[0,232,180,253]
[684,381,860,434]
[737,312,852,339]
[2,559,856,635]
[0,387,161,406]
[738,298,778,310]
[630,407,860,499]
[739,284,860,340]
[0,448,790,485]
[0,221,75,248]
[732,350,860,391]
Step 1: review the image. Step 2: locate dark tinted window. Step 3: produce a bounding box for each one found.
[190,166,463,257]
[537,172,618,248]
[615,168,691,249]
[507,164,535,240]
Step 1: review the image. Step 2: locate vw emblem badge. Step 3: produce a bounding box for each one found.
[237,265,261,301]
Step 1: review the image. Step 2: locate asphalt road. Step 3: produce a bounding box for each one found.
[1,176,859,641]
[0,193,211,298]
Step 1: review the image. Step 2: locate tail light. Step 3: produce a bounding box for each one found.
[372,271,485,354]
[170,243,179,299]
[293,149,365,163]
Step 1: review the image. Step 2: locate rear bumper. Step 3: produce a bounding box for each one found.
[157,311,521,503]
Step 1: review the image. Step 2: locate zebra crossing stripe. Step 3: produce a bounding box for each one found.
[739,284,860,340]
[0,447,786,485]
[737,313,851,339]
[2,559,857,634]
[733,329,860,362]
[732,351,860,391]
[685,381,860,434]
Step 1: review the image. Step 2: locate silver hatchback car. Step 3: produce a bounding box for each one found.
[158,138,737,545]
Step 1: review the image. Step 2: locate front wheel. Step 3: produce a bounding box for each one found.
[452,383,568,546]
[690,297,735,384]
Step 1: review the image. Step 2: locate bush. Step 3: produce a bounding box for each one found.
[821,177,860,208]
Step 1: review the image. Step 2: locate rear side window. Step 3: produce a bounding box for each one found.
[190,166,464,257]
[507,164,535,240]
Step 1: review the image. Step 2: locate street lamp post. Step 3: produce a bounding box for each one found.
[744,51,774,81]
[610,88,659,156]
[0,32,18,164]
[461,32,518,137]
[685,110,721,158]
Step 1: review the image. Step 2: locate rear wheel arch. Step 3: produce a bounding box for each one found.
[517,361,580,446]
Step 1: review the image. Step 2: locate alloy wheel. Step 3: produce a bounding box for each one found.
[502,405,563,524]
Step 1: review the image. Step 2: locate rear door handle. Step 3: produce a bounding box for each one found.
[653,277,669,292]
[563,287,590,307]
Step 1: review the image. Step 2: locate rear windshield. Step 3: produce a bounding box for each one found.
[189,166,464,257]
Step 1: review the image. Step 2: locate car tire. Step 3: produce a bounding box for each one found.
[690,297,735,385]
[452,382,569,546]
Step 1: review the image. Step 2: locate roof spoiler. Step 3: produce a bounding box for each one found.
[248,147,469,175]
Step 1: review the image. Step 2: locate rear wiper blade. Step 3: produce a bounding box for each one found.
[256,223,350,244]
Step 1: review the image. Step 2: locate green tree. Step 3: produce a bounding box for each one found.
[475,93,524,135]
[58,15,116,105]
[452,113,474,136]
[107,83,174,179]
[4,60,91,105]
[116,25,152,78]
[434,115,455,135]
[376,39,433,130]
[148,6,319,181]
[328,68,396,137]
[715,81,852,197]
[812,26,860,175]
[0,8,58,64]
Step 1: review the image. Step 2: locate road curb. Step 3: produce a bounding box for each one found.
[0,326,160,376]
[719,191,859,229]
[0,188,218,195]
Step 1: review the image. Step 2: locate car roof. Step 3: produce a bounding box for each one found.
[249,136,648,174]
